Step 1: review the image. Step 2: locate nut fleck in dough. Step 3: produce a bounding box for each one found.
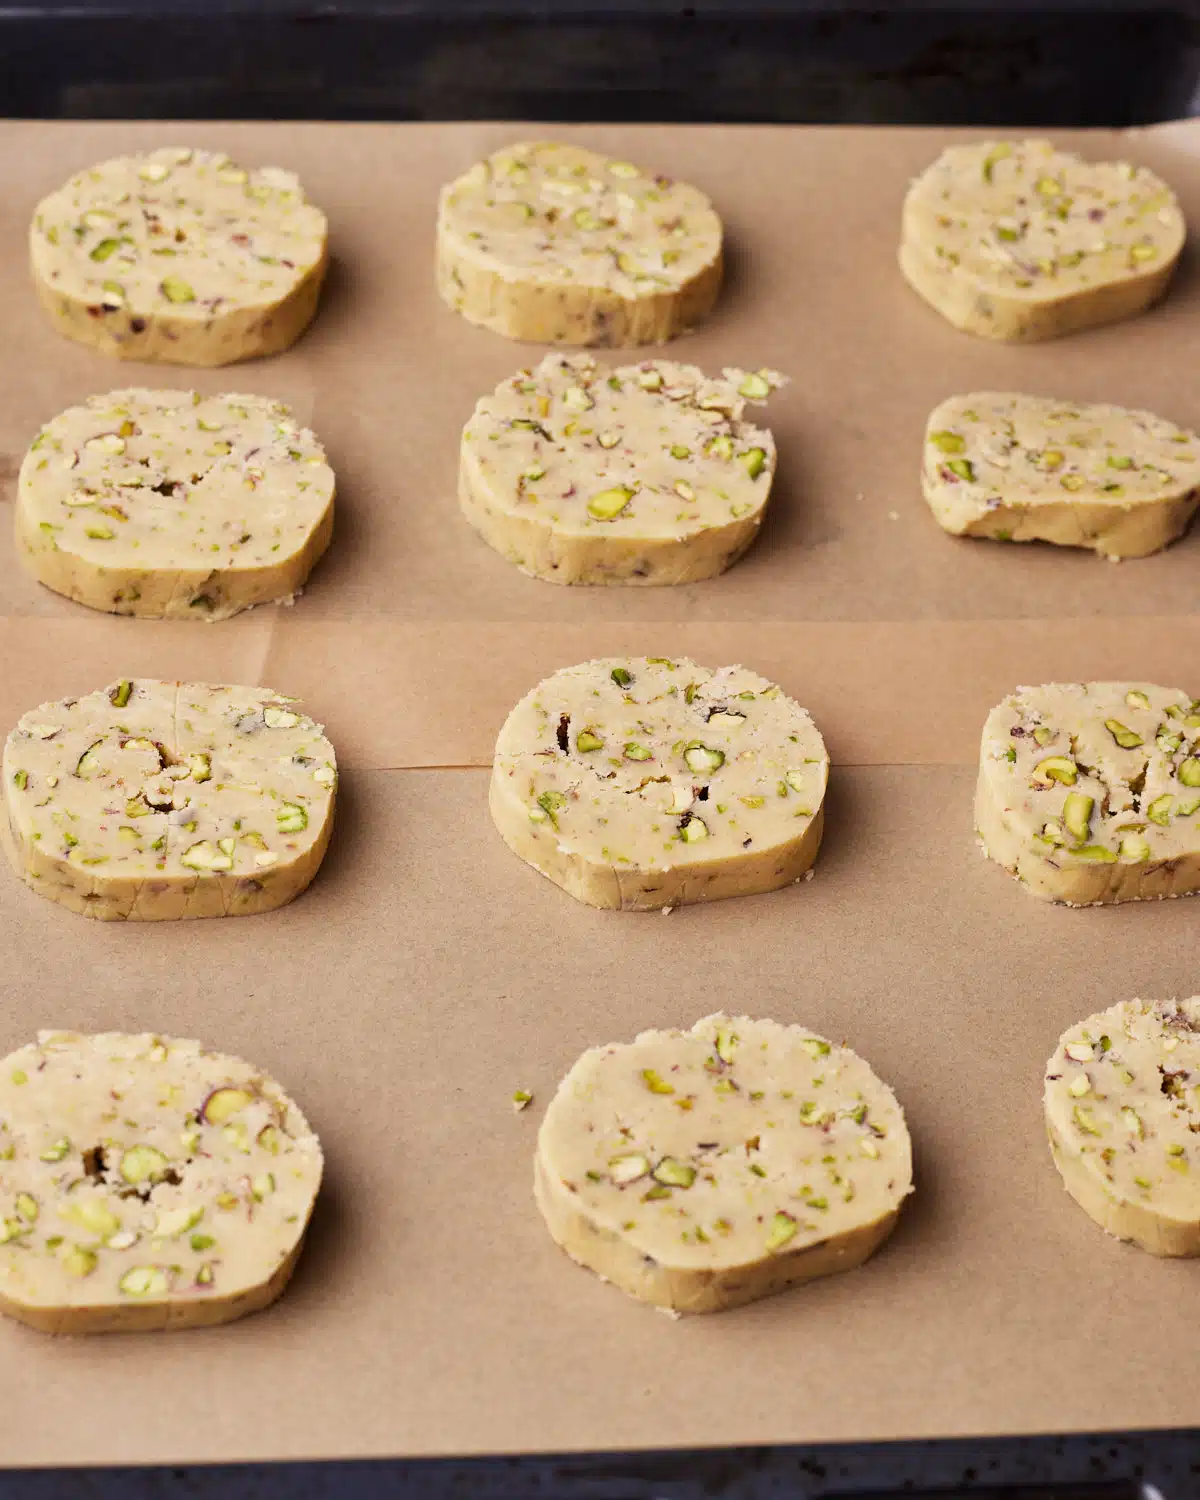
[923,393,1200,559]
[30,147,328,365]
[976,682,1200,906]
[460,354,782,585]
[491,657,828,910]
[900,139,1184,342]
[0,1031,321,1333]
[1046,998,1200,1256]
[436,141,723,345]
[2,679,337,921]
[536,1013,913,1314]
[17,389,335,620]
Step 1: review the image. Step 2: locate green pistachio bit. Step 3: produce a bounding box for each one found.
[1158,730,1183,754]
[63,1247,98,1279]
[1119,832,1151,862]
[587,485,634,521]
[1125,690,1151,710]
[982,142,1013,180]
[715,1027,739,1064]
[1032,727,1054,747]
[160,275,195,303]
[641,1069,674,1096]
[609,1153,650,1184]
[1121,1107,1143,1137]
[610,667,633,688]
[12,770,27,791]
[89,237,122,261]
[1073,844,1117,863]
[190,1233,216,1252]
[683,742,725,774]
[1063,792,1094,843]
[10,1071,26,1086]
[1061,474,1085,492]
[670,444,690,460]
[1033,755,1077,787]
[535,789,567,828]
[39,1138,70,1163]
[737,447,767,480]
[802,1038,831,1058]
[1179,759,1200,788]
[679,815,709,844]
[15,1194,37,1224]
[636,369,664,391]
[652,1158,696,1189]
[1105,719,1143,749]
[85,525,115,541]
[946,458,976,482]
[276,802,308,833]
[1038,821,1067,847]
[707,434,733,461]
[576,730,604,753]
[737,372,771,400]
[119,1266,169,1298]
[765,1212,798,1253]
[181,840,233,872]
[1073,1105,1102,1136]
[67,1199,120,1238]
[1148,794,1174,827]
[1040,450,1064,470]
[624,742,652,761]
[1178,796,1200,817]
[109,679,133,708]
[929,430,965,454]
[1106,455,1135,470]
[120,1145,169,1185]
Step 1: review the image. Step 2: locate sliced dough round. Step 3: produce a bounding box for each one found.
[536,1013,912,1314]
[30,147,328,366]
[977,681,1200,905]
[490,657,828,910]
[900,139,1184,342]
[460,355,781,585]
[436,140,723,345]
[1046,998,1200,1256]
[0,1031,321,1333]
[2,678,337,921]
[923,393,1200,560]
[16,389,335,620]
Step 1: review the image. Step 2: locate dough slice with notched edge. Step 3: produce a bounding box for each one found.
[30,147,328,365]
[535,1013,913,1314]
[901,139,1184,342]
[976,681,1200,905]
[490,656,828,910]
[1046,998,1200,1256]
[17,389,335,620]
[2,679,337,921]
[0,1031,321,1333]
[460,354,782,585]
[923,393,1200,560]
[437,140,723,345]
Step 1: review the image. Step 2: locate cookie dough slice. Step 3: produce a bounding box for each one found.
[976,682,1200,905]
[0,1031,322,1333]
[901,139,1184,341]
[460,355,782,584]
[491,656,828,910]
[436,141,722,345]
[1046,998,1200,1256]
[16,389,335,620]
[2,678,337,921]
[536,1013,912,1314]
[923,393,1200,560]
[30,147,328,365]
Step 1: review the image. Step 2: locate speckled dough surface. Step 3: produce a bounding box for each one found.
[2,678,337,921]
[459,354,781,585]
[0,1031,322,1333]
[490,656,828,911]
[30,147,328,365]
[922,393,1200,559]
[16,389,335,620]
[436,141,723,345]
[1046,998,1200,1257]
[900,139,1184,342]
[976,682,1200,905]
[536,1013,913,1314]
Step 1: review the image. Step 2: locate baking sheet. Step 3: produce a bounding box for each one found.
[1,119,1200,1468]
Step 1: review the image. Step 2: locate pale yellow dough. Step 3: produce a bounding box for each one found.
[16,389,335,620]
[976,682,1200,905]
[459,354,781,584]
[900,139,1184,341]
[536,1013,913,1314]
[30,147,328,366]
[2,679,337,921]
[490,656,828,910]
[436,141,722,345]
[0,1031,322,1333]
[1046,998,1200,1257]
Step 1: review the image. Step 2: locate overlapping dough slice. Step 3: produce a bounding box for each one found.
[922,393,1200,559]
[2,679,337,921]
[460,354,781,584]
[976,682,1200,905]
[16,389,335,619]
[1046,998,1200,1256]
[900,139,1184,341]
[536,1013,913,1314]
[436,140,723,345]
[30,146,328,365]
[490,656,828,910]
[0,1031,322,1333]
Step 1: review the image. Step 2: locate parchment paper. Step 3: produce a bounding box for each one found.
[1,119,1199,1469]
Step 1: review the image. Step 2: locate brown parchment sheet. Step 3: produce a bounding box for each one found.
[1,118,1200,1467]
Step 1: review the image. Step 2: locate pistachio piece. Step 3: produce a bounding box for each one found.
[683,742,725,774]
[1105,719,1144,749]
[609,1153,650,1183]
[1062,792,1094,843]
[652,1158,697,1189]
[1148,795,1174,827]
[576,730,604,753]
[1032,755,1077,787]
[587,485,634,521]
[119,1145,169,1185]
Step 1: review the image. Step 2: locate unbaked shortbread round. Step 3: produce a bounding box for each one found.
[976,681,1200,905]
[436,140,723,345]
[30,146,328,365]
[490,656,828,910]
[459,354,782,585]
[923,393,1200,559]
[16,388,335,620]
[900,139,1184,342]
[0,1031,322,1333]
[1046,998,1200,1257]
[536,1013,913,1314]
[2,678,337,921]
